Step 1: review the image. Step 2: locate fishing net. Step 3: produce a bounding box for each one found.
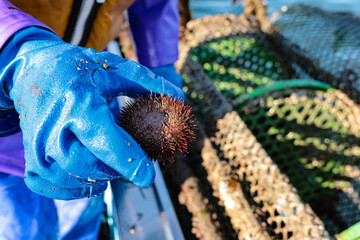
[237,84,360,235]
[270,4,360,103]
[174,5,360,239]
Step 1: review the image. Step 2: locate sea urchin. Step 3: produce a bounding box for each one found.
[116,93,197,164]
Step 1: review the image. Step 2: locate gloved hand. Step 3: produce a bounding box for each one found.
[0,26,184,200]
[149,64,183,89]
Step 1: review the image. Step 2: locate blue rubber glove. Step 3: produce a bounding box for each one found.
[0,27,184,200]
[149,64,183,89]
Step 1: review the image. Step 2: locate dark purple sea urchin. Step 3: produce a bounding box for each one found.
[116,93,197,164]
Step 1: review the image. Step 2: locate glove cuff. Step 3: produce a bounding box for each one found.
[0,26,60,135]
[0,26,59,109]
[0,0,55,50]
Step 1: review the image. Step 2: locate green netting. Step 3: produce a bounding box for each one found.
[190,36,287,99]
[177,11,360,238]
[237,88,360,234]
[188,34,360,235]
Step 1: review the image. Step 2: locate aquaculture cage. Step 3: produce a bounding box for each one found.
[167,4,360,240]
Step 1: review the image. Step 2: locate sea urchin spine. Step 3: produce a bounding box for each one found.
[116,93,197,164]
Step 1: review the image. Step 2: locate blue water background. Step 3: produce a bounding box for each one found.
[190,0,360,18]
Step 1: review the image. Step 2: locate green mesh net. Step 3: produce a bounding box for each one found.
[190,36,287,98]
[175,8,360,239]
[187,23,360,236]
[237,86,360,234]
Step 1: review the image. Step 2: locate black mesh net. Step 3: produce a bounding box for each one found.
[270,4,360,103]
